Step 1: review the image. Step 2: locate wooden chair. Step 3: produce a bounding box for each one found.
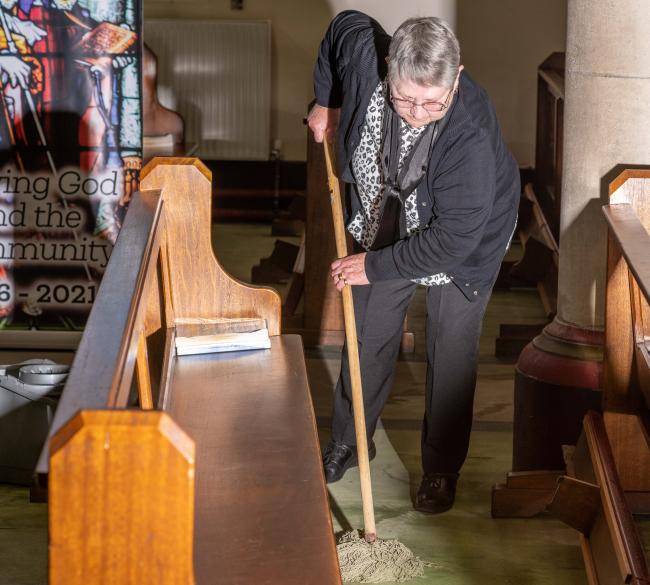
[548,169,650,585]
[37,158,341,585]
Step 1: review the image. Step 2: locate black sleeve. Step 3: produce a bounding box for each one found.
[314,10,386,108]
[364,128,497,281]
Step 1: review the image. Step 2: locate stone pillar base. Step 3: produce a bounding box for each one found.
[491,318,603,518]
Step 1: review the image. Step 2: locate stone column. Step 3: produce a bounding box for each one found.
[558,0,650,326]
[514,0,650,473]
[492,0,650,519]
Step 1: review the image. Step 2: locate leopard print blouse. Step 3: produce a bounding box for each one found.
[349,81,450,286]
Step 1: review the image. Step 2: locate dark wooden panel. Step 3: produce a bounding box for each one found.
[584,412,648,582]
[491,484,554,518]
[548,476,600,535]
[304,129,343,336]
[168,335,341,585]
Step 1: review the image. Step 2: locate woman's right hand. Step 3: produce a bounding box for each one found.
[307,104,340,143]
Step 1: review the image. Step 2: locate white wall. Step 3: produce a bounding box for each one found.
[146,0,566,165]
[327,0,456,33]
[457,0,567,166]
[146,0,333,161]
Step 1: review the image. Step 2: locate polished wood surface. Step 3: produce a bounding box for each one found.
[45,158,340,584]
[36,190,164,475]
[141,158,282,336]
[49,411,195,585]
[603,205,650,304]
[603,171,650,493]
[168,335,341,584]
[136,332,154,409]
[143,142,199,164]
[550,170,650,584]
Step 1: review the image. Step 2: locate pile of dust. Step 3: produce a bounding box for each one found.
[336,530,432,583]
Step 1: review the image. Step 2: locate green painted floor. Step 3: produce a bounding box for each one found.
[0,222,623,584]
[307,300,587,585]
[215,223,589,584]
[0,486,47,585]
[321,428,586,585]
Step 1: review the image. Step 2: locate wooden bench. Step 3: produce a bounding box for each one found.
[549,169,650,584]
[507,51,564,317]
[36,158,341,585]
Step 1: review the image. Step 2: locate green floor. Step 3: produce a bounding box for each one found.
[0,486,47,585]
[307,305,586,585]
[322,428,586,584]
[220,224,588,584]
[0,223,598,584]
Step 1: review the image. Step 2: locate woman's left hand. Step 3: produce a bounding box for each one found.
[331,253,369,291]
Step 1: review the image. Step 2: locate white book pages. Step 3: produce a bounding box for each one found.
[175,328,271,356]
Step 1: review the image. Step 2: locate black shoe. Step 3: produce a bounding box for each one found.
[414,472,458,514]
[322,440,376,484]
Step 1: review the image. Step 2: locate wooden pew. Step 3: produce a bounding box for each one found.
[37,158,342,585]
[492,53,604,518]
[548,169,650,584]
[494,53,563,362]
[507,52,564,317]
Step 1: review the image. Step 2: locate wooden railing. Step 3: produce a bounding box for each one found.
[38,158,341,585]
[549,169,650,585]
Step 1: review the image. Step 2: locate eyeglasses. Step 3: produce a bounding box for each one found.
[389,86,454,114]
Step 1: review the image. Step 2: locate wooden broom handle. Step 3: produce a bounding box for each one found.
[323,140,377,543]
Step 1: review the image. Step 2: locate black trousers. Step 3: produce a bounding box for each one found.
[331,279,492,475]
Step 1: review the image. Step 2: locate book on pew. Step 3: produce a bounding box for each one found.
[175,318,271,355]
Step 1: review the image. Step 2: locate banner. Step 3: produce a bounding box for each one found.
[0,0,142,340]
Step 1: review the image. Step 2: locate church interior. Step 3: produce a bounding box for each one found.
[1,1,649,584]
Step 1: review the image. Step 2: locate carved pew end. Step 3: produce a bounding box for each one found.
[49,410,195,585]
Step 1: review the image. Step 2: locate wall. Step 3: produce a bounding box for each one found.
[457,0,567,166]
[145,0,332,161]
[146,0,566,165]
[327,0,456,33]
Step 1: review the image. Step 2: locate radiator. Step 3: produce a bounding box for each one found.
[144,19,272,160]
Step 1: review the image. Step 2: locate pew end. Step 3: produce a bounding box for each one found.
[140,157,282,335]
[49,411,195,585]
[41,157,341,584]
[549,169,650,585]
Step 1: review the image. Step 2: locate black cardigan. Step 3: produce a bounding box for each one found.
[314,10,520,300]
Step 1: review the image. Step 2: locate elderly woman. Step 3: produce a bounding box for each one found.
[308,11,519,514]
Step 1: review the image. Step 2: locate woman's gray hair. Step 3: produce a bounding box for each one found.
[388,17,460,89]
